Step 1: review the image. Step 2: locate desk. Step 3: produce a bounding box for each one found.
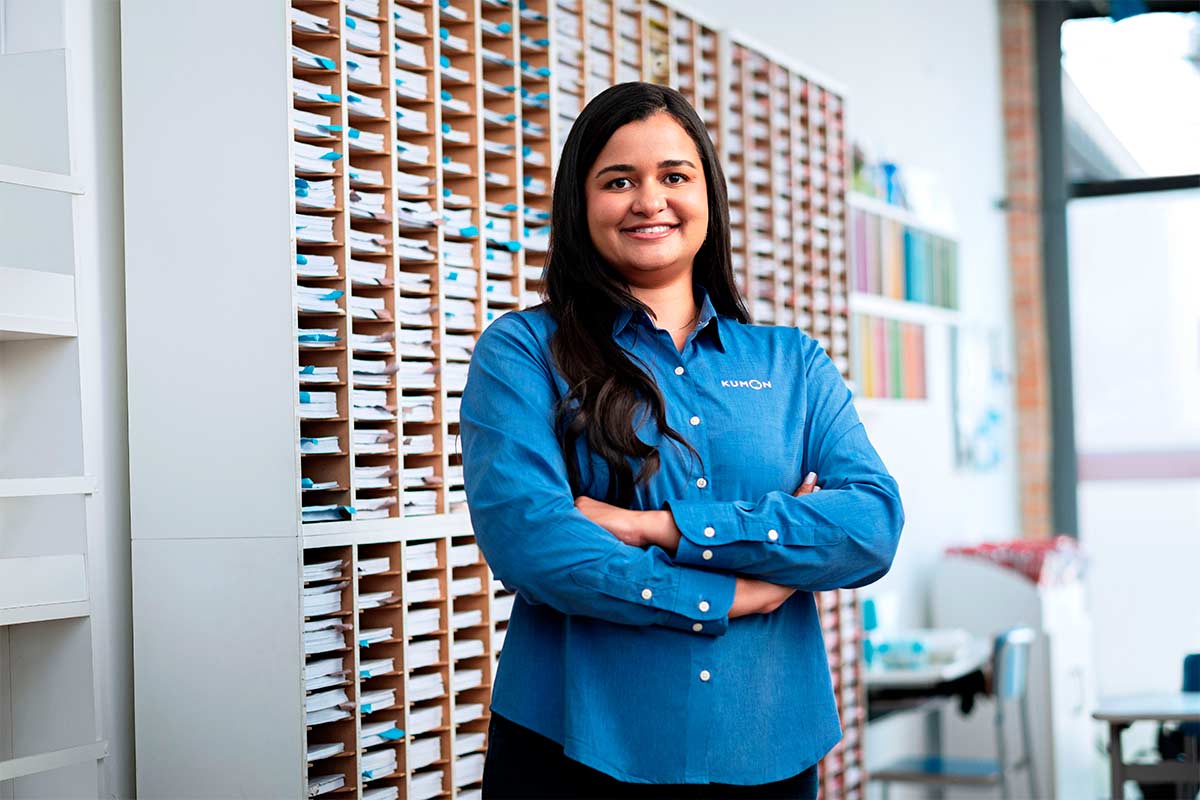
[1093,692,1200,800]
[866,638,992,691]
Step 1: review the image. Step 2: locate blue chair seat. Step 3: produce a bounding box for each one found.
[872,755,1003,785]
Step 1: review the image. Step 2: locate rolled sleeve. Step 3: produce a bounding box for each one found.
[461,312,736,636]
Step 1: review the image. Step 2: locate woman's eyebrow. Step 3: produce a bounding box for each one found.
[595,159,698,178]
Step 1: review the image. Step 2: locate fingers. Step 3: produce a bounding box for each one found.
[793,471,820,496]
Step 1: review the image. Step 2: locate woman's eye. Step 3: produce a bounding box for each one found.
[605,177,632,190]
[663,172,690,185]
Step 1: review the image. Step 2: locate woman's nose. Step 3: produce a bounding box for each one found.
[631,185,667,216]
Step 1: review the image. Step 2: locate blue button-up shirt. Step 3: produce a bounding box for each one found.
[460,285,904,785]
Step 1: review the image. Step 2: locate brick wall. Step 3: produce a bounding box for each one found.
[999,0,1054,539]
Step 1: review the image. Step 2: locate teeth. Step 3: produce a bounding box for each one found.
[629,225,673,234]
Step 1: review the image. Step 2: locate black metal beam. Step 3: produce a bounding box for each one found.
[1071,174,1200,197]
[1065,1,1200,20]
[1035,1,1081,537]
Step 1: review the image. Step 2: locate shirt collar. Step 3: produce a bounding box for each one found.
[611,284,726,352]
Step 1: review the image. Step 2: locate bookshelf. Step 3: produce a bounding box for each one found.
[0,47,109,793]
[124,2,862,797]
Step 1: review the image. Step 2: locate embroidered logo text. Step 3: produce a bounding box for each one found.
[720,379,772,390]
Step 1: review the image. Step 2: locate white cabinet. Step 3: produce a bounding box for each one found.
[932,555,1097,800]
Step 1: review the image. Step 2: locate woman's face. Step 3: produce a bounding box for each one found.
[584,112,709,286]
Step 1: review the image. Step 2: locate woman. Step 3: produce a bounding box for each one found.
[460,82,904,799]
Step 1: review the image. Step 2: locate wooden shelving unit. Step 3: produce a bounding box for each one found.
[125,3,863,798]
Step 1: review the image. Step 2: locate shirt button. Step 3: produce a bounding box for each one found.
[767,529,779,541]
[692,623,703,632]
[702,549,713,560]
[689,415,700,426]
[698,600,710,612]
[696,477,708,489]
[699,670,711,682]
[703,526,715,538]
[641,588,653,600]
[674,366,685,375]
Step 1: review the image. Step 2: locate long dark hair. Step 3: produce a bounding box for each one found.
[541,82,749,505]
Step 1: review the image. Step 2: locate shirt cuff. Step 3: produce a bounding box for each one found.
[659,566,736,636]
[665,498,844,570]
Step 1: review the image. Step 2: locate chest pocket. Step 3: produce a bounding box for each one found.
[703,384,805,497]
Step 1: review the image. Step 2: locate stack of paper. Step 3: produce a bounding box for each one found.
[307,774,345,796]
[444,187,471,206]
[440,54,470,82]
[444,362,468,393]
[302,504,355,523]
[351,357,393,386]
[452,608,483,630]
[291,7,332,33]
[293,108,334,138]
[293,44,337,72]
[406,577,441,603]
[396,296,435,327]
[306,687,349,716]
[294,77,339,104]
[493,593,515,622]
[481,47,512,67]
[408,703,443,735]
[493,626,507,651]
[348,0,379,15]
[363,787,399,800]
[448,488,467,512]
[352,389,395,420]
[485,215,514,243]
[397,270,433,292]
[486,280,519,305]
[358,626,393,647]
[454,702,485,725]
[306,704,351,726]
[407,638,441,669]
[357,556,390,576]
[393,4,427,35]
[406,542,439,570]
[346,90,385,119]
[401,434,436,455]
[453,637,485,660]
[523,224,550,251]
[392,69,428,106]
[483,139,515,158]
[295,141,342,174]
[482,108,516,128]
[443,242,475,269]
[361,748,398,781]
[397,170,434,197]
[345,15,382,52]
[358,656,394,678]
[409,672,446,702]
[405,490,437,516]
[484,170,509,186]
[300,435,342,455]
[306,661,347,692]
[349,259,388,287]
[521,264,543,282]
[410,736,443,770]
[441,2,468,20]
[305,559,345,582]
[394,38,427,69]
[361,719,405,748]
[439,29,467,52]
[524,148,548,169]
[443,298,478,331]
[360,687,397,715]
[450,542,479,567]
[349,166,385,185]
[396,138,431,165]
[443,334,475,361]
[350,229,388,254]
[307,741,345,762]
[451,576,482,598]
[442,122,471,143]
[304,619,347,654]
[397,235,436,262]
[407,606,441,637]
[455,732,486,757]
[352,332,394,354]
[298,390,338,420]
[397,202,438,229]
[302,476,340,492]
[455,753,485,787]
[404,465,437,487]
[400,395,435,422]
[452,668,483,693]
[297,253,338,278]
[411,770,444,800]
[442,156,472,176]
[396,362,437,390]
[349,189,386,220]
[299,364,339,386]
[442,91,472,115]
[443,395,462,424]
[355,496,396,520]
[296,214,337,243]
[443,269,477,300]
[350,294,390,321]
[347,53,382,86]
[485,248,515,276]
[354,464,395,490]
[396,105,429,133]
[395,330,435,359]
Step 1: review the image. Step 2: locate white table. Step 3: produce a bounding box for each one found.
[865,637,992,690]
[1093,692,1200,800]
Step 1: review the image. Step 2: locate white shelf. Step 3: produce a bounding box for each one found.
[0,163,85,195]
[847,190,956,239]
[0,266,78,339]
[0,476,97,497]
[0,555,89,627]
[849,291,961,325]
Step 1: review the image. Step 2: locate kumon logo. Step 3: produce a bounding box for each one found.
[720,379,773,390]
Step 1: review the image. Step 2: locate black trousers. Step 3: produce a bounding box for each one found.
[482,713,819,800]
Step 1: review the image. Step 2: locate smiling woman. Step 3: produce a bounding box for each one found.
[459,82,905,799]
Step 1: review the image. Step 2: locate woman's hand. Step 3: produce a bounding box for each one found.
[729,576,796,618]
[793,471,821,496]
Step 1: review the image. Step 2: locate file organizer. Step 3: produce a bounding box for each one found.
[0,47,109,793]
[851,314,928,401]
[125,2,861,797]
[848,191,959,309]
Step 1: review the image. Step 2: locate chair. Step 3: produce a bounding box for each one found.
[872,626,1038,800]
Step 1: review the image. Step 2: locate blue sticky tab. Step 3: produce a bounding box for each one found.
[440,55,451,67]
[296,254,309,264]
[301,477,314,488]
[520,86,529,97]
[359,639,369,648]
[299,391,312,403]
[505,241,522,252]
[300,365,315,374]
[294,177,310,188]
[440,27,449,39]
[503,84,517,92]
[380,727,404,741]
[301,437,317,445]
[317,56,336,70]
[441,89,452,101]
[363,770,374,779]
[446,270,459,280]
[318,92,341,102]
[503,202,517,211]
[460,225,479,237]
[442,122,451,133]
[505,113,517,121]
[443,188,452,196]
[360,669,370,678]
[348,128,361,139]
[440,0,449,6]
[361,703,372,713]
[319,151,342,161]
[345,16,356,28]
[296,188,309,197]
[344,506,356,515]
[535,91,549,100]
[443,155,451,163]
[535,38,550,47]
[522,145,532,155]
[519,59,529,69]
[536,66,551,77]
[322,290,344,300]
[498,22,512,33]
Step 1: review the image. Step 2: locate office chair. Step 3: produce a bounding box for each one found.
[873,626,1038,800]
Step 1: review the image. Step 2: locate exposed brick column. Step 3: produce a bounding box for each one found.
[999,0,1053,539]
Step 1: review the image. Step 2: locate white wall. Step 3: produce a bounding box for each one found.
[685,0,1018,792]
[1,0,133,797]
